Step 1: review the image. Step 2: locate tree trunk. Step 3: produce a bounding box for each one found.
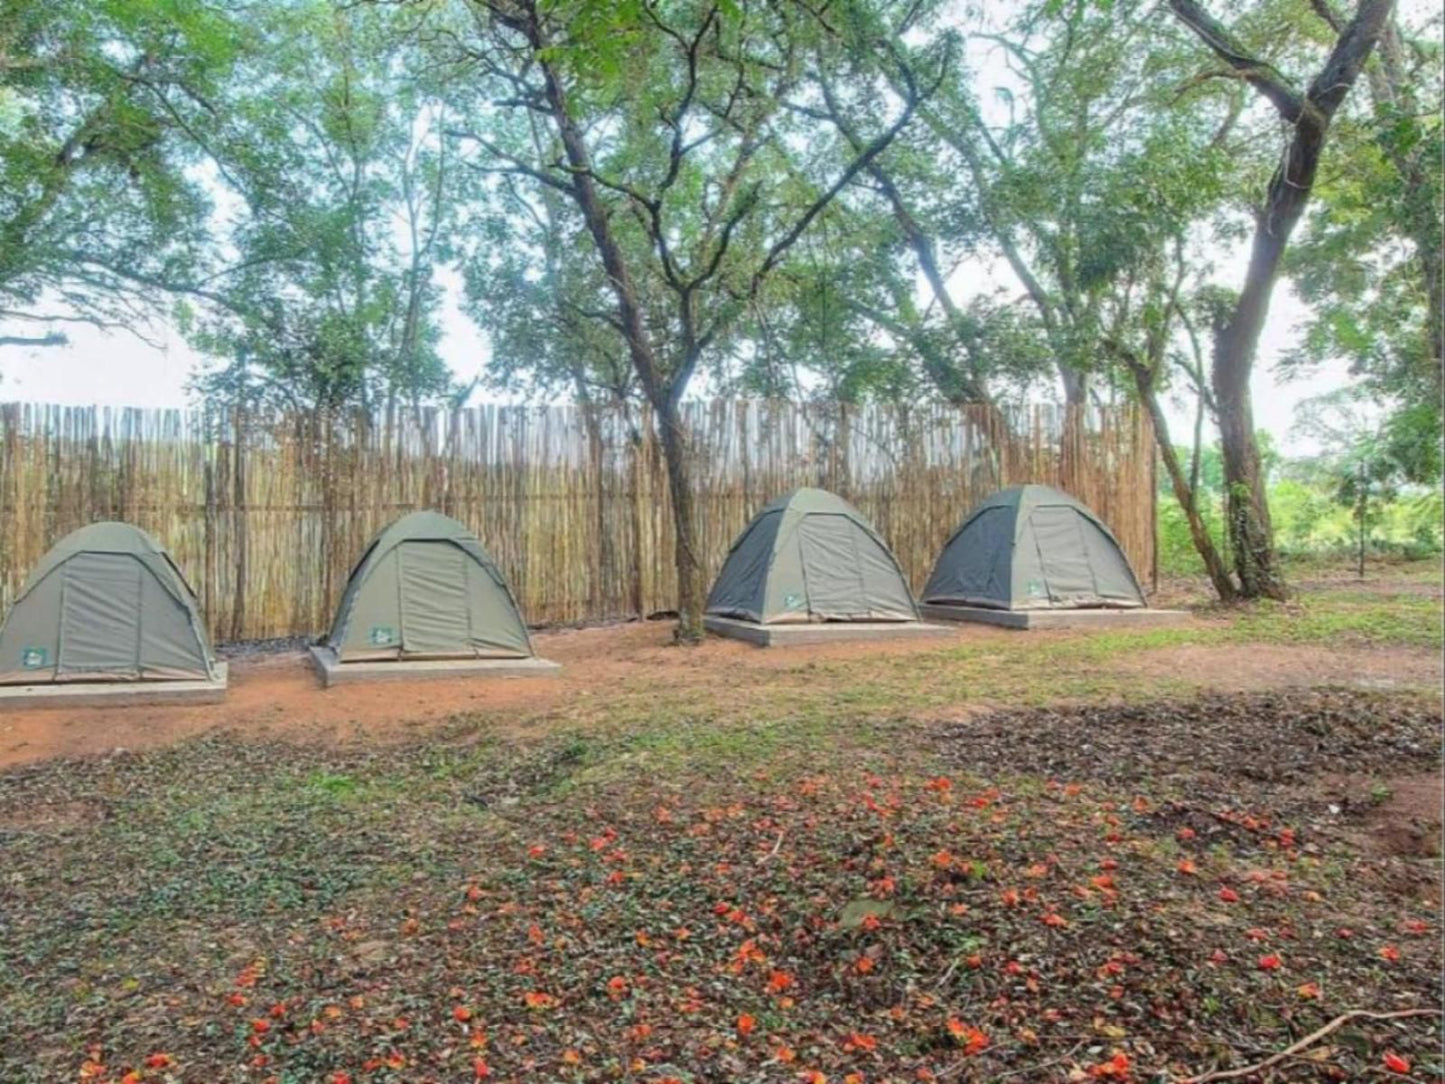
[656,401,705,642]
[1357,460,1366,580]
[628,425,646,620]
[1133,372,1237,600]
[1060,366,1089,408]
[1214,336,1284,599]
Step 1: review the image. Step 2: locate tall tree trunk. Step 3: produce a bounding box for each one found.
[1171,0,1396,600]
[1060,366,1089,407]
[1213,330,1282,598]
[657,401,705,642]
[1132,370,1237,600]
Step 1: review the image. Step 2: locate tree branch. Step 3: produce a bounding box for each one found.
[749,42,943,295]
[1168,0,1304,122]
[0,332,68,348]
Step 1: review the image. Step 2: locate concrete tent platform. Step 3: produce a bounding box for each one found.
[704,615,952,647]
[0,663,229,709]
[308,645,560,688]
[919,603,1190,630]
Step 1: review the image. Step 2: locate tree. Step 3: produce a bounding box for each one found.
[905,0,1241,409]
[1283,4,1442,460]
[0,0,237,349]
[1168,0,1397,600]
[435,0,941,641]
[183,3,458,412]
[1293,386,1437,575]
[1107,244,1239,600]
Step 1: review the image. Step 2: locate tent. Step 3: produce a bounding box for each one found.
[922,484,1145,611]
[0,522,218,684]
[326,511,534,661]
[706,488,920,625]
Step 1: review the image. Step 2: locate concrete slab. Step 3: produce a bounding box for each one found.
[308,646,561,688]
[919,604,1190,630]
[0,663,229,709]
[704,615,953,647]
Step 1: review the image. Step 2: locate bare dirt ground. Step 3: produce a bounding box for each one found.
[1118,642,1445,691]
[0,621,999,767]
[4,594,1442,768]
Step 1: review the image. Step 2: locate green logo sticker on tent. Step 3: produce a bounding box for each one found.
[782,593,802,610]
[1026,580,1046,598]
[21,646,48,670]
[368,626,397,646]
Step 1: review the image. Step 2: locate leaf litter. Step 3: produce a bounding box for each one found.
[0,689,1439,1082]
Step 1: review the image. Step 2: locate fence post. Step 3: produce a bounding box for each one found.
[229,404,247,643]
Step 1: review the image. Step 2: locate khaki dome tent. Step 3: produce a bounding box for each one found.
[923,484,1145,611]
[326,511,534,661]
[0,522,217,685]
[706,488,919,625]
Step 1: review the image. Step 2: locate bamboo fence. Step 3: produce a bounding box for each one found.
[0,399,1156,640]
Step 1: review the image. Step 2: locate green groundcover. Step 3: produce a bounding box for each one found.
[706,487,920,625]
[0,522,217,684]
[326,511,534,661]
[922,484,1145,611]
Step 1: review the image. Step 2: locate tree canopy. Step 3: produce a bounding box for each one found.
[0,0,1437,608]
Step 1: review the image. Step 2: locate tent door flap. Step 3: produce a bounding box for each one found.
[797,515,869,621]
[398,542,472,656]
[1029,507,1100,605]
[57,553,143,680]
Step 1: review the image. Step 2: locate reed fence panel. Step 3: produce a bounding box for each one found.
[0,400,1156,640]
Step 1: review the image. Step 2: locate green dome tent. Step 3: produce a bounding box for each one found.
[0,522,218,685]
[706,488,919,625]
[326,511,534,661]
[922,484,1145,611]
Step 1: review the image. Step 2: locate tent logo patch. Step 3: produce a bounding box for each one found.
[782,593,802,609]
[368,626,397,646]
[20,647,48,670]
[1026,580,1046,598]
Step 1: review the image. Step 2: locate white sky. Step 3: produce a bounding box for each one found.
[0,249,1350,457]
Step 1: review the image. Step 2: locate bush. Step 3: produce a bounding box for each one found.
[1156,482,1441,577]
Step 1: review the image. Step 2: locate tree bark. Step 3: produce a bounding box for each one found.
[1171,0,1396,600]
[1132,368,1237,600]
[656,401,705,641]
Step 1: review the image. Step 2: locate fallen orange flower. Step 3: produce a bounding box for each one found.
[945,1018,989,1055]
[843,1032,877,1053]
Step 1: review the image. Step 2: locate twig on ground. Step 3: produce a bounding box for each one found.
[758,828,786,863]
[992,1040,1087,1080]
[1176,1009,1441,1083]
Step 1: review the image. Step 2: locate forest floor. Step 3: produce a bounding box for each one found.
[0,558,1441,1082]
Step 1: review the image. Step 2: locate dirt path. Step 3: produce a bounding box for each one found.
[1118,643,1444,691]
[0,622,1001,767]
[2,614,1440,770]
